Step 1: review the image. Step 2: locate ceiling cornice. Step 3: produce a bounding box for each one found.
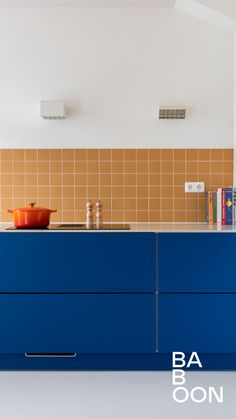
[175,0,236,34]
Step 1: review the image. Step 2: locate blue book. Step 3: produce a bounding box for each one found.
[234,188,236,225]
[225,187,233,225]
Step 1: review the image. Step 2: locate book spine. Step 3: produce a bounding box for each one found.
[226,187,233,225]
[216,188,222,225]
[213,191,217,224]
[206,192,209,223]
[208,191,213,225]
[222,188,226,225]
[234,188,236,225]
[217,188,222,225]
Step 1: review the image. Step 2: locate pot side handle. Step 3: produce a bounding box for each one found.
[7,209,13,213]
[50,210,57,213]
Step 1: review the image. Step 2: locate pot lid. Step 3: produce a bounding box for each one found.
[15,202,53,212]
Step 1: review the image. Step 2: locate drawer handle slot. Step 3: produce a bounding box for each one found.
[25,353,77,358]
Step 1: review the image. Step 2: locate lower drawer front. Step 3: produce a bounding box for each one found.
[0,294,156,354]
[159,294,236,353]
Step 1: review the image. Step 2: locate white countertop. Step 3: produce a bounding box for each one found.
[1,223,236,233]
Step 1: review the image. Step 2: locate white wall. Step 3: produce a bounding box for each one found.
[0,7,233,148]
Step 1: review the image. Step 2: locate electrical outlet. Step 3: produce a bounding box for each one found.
[185,182,205,193]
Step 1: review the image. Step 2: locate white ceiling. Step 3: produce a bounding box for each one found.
[195,0,236,20]
[0,0,176,6]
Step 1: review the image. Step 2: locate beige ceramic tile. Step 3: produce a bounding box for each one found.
[13,162,25,173]
[186,149,198,161]
[223,149,233,161]
[199,149,210,161]
[62,149,74,161]
[137,161,148,173]
[1,150,12,161]
[174,212,186,222]
[137,149,148,160]
[137,186,148,198]
[161,149,173,161]
[13,150,24,161]
[136,211,149,222]
[124,161,136,173]
[125,186,136,199]
[149,212,161,222]
[75,149,86,161]
[51,161,62,173]
[25,162,37,174]
[100,162,111,173]
[112,150,123,161]
[211,149,224,161]
[38,149,50,161]
[63,161,74,173]
[100,149,111,161]
[100,186,112,198]
[25,149,37,161]
[50,149,61,161]
[38,161,49,173]
[149,162,161,173]
[149,149,160,161]
[124,149,136,161]
[137,173,149,185]
[174,149,185,161]
[87,149,99,161]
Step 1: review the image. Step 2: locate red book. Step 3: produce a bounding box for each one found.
[208,191,213,225]
[222,188,226,225]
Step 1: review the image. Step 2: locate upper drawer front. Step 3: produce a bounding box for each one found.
[158,233,236,292]
[0,294,156,354]
[0,232,156,292]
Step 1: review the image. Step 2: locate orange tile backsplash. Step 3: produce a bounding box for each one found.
[0,149,233,223]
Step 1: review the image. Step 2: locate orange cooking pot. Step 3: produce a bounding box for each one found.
[7,202,57,229]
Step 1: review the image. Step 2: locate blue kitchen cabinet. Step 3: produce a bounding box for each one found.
[0,231,157,367]
[0,294,156,354]
[158,294,236,353]
[0,233,156,292]
[158,233,236,292]
[2,229,236,370]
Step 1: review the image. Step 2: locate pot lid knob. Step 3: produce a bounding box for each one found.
[28,202,36,208]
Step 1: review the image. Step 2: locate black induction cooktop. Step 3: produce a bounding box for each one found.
[7,223,130,231]
[48,223,130,230]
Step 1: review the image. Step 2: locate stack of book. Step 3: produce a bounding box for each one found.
[207,187,236,225]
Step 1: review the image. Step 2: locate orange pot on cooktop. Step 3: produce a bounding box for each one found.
[7,202,57,229]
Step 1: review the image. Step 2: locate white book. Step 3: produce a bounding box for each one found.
[217,188,222,225]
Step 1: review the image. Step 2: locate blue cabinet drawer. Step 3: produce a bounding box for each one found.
[0,233,156,292]
[0,294,156,354]
[158,294,236,353]
[158,233,236,292]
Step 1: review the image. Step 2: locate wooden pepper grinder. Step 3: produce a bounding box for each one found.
[86,201,94,229]
[96,200,103,229]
